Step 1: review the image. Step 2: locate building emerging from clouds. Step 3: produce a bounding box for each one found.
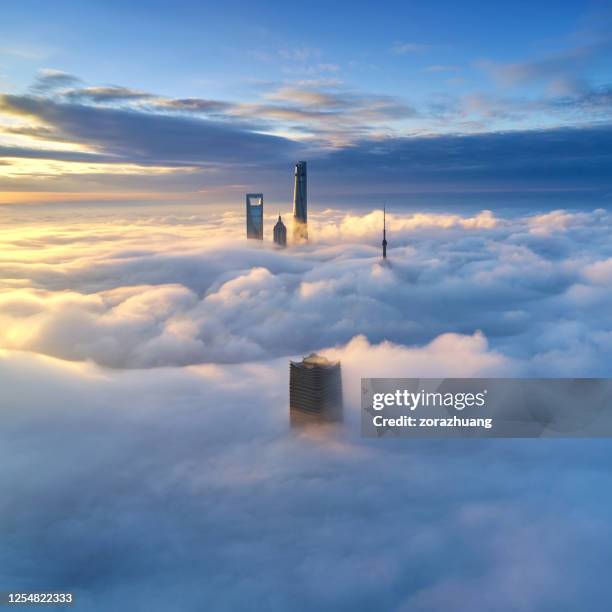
[290,353,343,425]
[292,161,308,242]
[382,204,388,259]
[246,193,264,240]
[273,215,287,247]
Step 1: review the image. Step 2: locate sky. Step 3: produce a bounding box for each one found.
[1,0,612,208]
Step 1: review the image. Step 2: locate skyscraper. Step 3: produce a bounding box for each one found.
[292,161,307,242]
[246,193,263,240]
[273,215,287,247]
[289,353,343,424]
[382,204,387,259]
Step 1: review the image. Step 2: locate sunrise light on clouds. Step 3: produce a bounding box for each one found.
[2,2,612,610]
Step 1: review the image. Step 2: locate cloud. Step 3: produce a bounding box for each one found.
[30,68,81,93]
[391,42,430,55]
[479,49,586,89]
[267,87,347,109]
[0,75,414,177]
[314,125,612,204]
[2,23,612,612]
[152,97,232,114]
[64,86,153,103]
[527,209,598,235]
[1,206,612,376]
[583,257,612,285]
[0,157,198,178]
[554,84,612,113]
[0,44,55,61]
[478,37,612,92]
[0,93,298,166]
[2,70,612,205]
[1,338,611,610]
[228,84,416,145]
[267,86,415,122]
[0,121,610,206]
[1,202,612,609]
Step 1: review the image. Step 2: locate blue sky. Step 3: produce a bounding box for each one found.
[0,1,599,95]
[0,0,611,208]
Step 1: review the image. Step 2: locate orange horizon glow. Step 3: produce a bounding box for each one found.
[0,191,205,205]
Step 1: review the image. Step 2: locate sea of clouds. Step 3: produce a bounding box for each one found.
[1,205,612,611]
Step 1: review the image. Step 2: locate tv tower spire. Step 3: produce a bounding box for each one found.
[382,204,387,259]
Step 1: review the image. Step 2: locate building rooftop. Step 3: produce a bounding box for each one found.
[291,353,339,369]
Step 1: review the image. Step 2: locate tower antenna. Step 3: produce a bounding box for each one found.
[382,203,387,259]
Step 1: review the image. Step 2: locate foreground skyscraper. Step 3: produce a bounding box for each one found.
[246,193,263,240]
[289,353,343,425]
[273,215,287,246]
[292,161,307,242]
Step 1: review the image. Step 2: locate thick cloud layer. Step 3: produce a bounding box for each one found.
[1,206,611,374]
[2,204,612,610]
[1,346,612,611]
[317,126,612,201]
[2,84,612,206]
[0,94,298,165]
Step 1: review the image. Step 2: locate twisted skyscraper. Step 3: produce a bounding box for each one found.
[292,161,307,242]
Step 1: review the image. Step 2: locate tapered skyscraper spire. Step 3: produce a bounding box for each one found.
[292,161,307,242]
[382,204,387,259]
[273,214,287,247]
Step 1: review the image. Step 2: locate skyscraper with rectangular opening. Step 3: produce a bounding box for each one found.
[246,193,263,240]
[292,161,307,242]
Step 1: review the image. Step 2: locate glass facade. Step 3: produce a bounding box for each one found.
[246,193,263,239]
